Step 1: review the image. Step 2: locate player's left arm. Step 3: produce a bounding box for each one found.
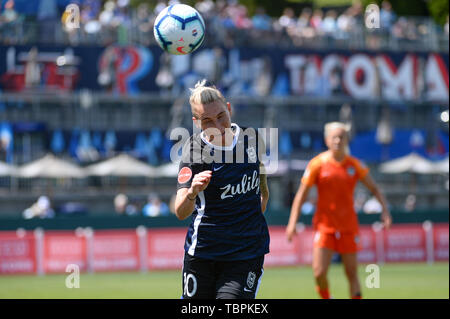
[360,174,392,229]
[257,129,269,213]
[260,167,269,214]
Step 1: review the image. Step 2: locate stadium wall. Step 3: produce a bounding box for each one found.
[0,223,448,274]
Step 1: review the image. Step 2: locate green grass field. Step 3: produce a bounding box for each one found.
[0,263,448,299]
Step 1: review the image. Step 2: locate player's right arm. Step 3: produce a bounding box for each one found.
[175,170,212,220]
[286,183,312,242]
[286,157,320,242]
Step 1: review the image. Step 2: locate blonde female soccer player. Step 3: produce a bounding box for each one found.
[175,80,270,299]
[286,122,392,299]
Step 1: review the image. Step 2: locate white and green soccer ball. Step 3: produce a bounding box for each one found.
[153,4,206,55]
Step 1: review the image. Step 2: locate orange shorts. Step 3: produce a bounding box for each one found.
[313,231,360,254]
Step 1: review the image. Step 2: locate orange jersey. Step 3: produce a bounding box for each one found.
[301,152,369,234]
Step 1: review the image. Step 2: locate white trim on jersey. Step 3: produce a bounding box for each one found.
[200,123,241,151]
[254,268,264,298]
[188,191,206,256]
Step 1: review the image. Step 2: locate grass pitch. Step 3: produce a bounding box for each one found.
[0,263,448,299]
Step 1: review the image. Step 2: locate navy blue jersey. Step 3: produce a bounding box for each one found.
[177,123,270,261]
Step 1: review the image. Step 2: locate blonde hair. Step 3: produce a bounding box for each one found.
[324,122,350,138]
[189,79,227,108]
[324,122,351,154]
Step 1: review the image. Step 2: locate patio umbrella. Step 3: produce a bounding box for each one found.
[379,153,436,174]
[0,161,18,176]
[434,156,449,174]
[85,153,158,177]
[18,154,86,178]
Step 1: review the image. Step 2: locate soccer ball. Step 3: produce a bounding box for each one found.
[153,4,205,55]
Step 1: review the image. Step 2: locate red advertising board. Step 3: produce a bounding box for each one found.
[0,223,447,275]
[265,226,301,267]
[0,231,36,274]
[43,231,87,273]
[383,224,427,262]
[92,230,140,271]
[357,227,377,263]
[434,224,449,261]
[147,228,185,270]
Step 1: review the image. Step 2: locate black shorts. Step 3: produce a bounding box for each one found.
[181,253,265,299]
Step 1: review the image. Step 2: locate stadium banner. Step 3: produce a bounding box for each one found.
[357,227,378,263]
[43,230,87,273]
[433,224,449,262]
[146,228,186,270]
[0,231,36,274]
[265,226,302,267]
[296,228,315,265]
[0,223,448,274]
[0,45,448,102]
[91,229,140,272]
[382,224,427,263]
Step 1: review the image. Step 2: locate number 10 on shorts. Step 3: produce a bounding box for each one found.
[183,272,198,297]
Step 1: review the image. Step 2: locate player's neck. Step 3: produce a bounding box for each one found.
[328,150,346,163]
[202,124,238,149]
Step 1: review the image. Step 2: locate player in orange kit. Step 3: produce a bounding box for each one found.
[286,122,392,299]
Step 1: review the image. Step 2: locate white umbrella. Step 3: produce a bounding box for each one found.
[379,153,436,174]
[156,161,180,178]
[85,153,157,177]
[19,154,86,178]
[434,156,449,173]
[0,161,18,176]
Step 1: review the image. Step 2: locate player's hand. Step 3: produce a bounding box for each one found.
[188,170,212,198]
[286,223,297,242]
[381,210,392,230]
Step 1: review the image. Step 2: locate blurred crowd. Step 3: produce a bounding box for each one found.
[0,0,448,50]
[22,192,173,218]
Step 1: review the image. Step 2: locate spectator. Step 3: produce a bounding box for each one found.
[24,47,41,88]
[297,7,312,29]
[322,10,337,35]
[195,0,215,19]
[404,194,417,212]
[288,7,315,43]
[279,7,296,29]
[23,196,55,219]
[310,9,324,33]
[136,2,152,44]
[233,4,252,30]
[252,7,271,31]
[0,0,20,44]
[0,0,18,23]
[363,196,383,214]
[380,1,396,30]
[337,8,354,33]
[142,193,170,217]
[114,193,138,216]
